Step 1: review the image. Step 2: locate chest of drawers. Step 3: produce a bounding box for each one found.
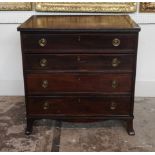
[17,15,140,135]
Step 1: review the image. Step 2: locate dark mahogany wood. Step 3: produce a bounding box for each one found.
[27,95,131,116]
[21,33,137,53]
[24,54,135,72]
[17,15,140,135]
[25,118,34,135]
[17,15,140,32]
[25,73,132,94]
[127,119,135,135]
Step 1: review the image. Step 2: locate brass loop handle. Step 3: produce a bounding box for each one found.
[110,102,117,110]
[42,80,48,88]
[112,58,120,67]
[43,102,49,110]
[112,38,120,47]
[112,80,118,89]
[39,38,47,47]
[40,58,48,67]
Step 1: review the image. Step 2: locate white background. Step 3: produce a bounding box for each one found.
[0,10,155,96]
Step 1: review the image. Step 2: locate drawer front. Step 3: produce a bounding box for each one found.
[27,96,131,116]
[22,34,137,53]
[25,73,132,94]
[24,54,135,72]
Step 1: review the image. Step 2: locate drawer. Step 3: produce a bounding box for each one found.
[27,96,131,116]
[24,54,135,72]
[22,33,137,53]
[25,73,132,94]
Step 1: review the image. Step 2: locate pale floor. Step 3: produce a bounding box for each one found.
[0,96,155,152]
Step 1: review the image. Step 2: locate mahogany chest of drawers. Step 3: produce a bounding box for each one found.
[17,15,140,135]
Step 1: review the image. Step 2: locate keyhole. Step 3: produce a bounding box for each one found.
[78,98,81,103]
[77,56,81,61]
[78,36,81,42]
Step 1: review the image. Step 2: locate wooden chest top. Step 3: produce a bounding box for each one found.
[17,15,140,32]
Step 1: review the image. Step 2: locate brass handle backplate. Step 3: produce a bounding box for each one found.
[42,80,48,88]
[112,38,120,47]
[112,58,120,67]
[39,38,47,47]
[110,102,117,110]
[112,80,118,88]
[40,58,48,67]
[43,102,49,110]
